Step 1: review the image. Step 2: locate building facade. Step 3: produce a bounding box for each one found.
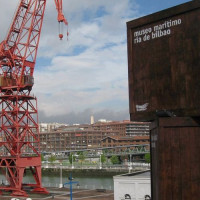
[101,136,150,148]
[91,120,150,136]
[39,120,150,152]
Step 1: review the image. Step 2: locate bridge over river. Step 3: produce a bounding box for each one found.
[42,144,150,161]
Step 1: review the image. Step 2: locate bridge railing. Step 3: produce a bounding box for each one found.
[42,144,150,159]
[42,162,150,170]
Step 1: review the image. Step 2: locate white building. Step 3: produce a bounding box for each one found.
[91,115,94,124]
[113,171,151,200]
[39,122,68,133]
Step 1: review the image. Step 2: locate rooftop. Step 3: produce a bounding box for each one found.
[114,170,150,179]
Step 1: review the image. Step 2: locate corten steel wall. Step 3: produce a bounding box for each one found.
[127,1,200,121]
[127,1,200,200]
[150,117,200,200]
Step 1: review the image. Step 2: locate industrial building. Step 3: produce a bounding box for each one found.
[39,120,150,152]
[101,135,149,148]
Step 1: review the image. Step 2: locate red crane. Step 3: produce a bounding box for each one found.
[0,0,68,196]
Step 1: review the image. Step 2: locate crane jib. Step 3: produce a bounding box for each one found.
[0,0,68,90]
[0,0,68,196]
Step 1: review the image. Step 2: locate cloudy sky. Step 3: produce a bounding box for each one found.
[0,0,191,124]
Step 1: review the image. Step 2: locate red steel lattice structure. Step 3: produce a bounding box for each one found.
[0,0,67,196]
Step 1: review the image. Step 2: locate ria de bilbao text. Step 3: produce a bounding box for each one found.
[133,18,182,44]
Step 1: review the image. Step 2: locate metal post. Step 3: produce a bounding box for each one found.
[72,155,74,169]
[129,154,132,173]
[59,163,63,188]
[70,181,73,200]
[64,173,79,200]
[100,154,102,169]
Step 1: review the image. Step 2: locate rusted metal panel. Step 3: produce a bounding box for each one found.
[150,117,200,200]
[127,1,200,121]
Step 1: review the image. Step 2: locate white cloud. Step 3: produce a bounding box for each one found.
[0,1,18,41]
[34,42,129,116]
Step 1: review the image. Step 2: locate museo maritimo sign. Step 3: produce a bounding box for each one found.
[127,1,200,121]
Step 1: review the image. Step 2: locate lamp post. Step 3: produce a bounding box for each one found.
[72,154,74,169]
[64,173,79,200]
[100,154,102,169]
[129,154,132,173]
[59,163,63,188]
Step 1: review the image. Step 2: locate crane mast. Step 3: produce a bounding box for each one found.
[0,0,67,196]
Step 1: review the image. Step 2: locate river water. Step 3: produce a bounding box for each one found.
[0,174,114,190]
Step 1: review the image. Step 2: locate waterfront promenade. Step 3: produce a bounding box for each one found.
[2,188,114,200]
[0,164,150,199]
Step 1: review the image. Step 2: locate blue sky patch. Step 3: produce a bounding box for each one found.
[135,0,191,16]
[99,42,117,50]
[95,6,108,18]
[35,57,51,70]
[73,45,87,55]
[82,6,107,22]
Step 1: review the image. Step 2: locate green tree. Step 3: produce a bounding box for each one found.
[100,154,106,164]
[110,155,120,165]
[41,154,45,161]
[69,153,75,164]
[145,153,151,163]
[103,149,108,154]
[48,154,56,163]
[83,151,88,157]
[78,152,85,165]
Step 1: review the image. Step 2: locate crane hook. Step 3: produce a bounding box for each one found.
[59,34,63,40]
